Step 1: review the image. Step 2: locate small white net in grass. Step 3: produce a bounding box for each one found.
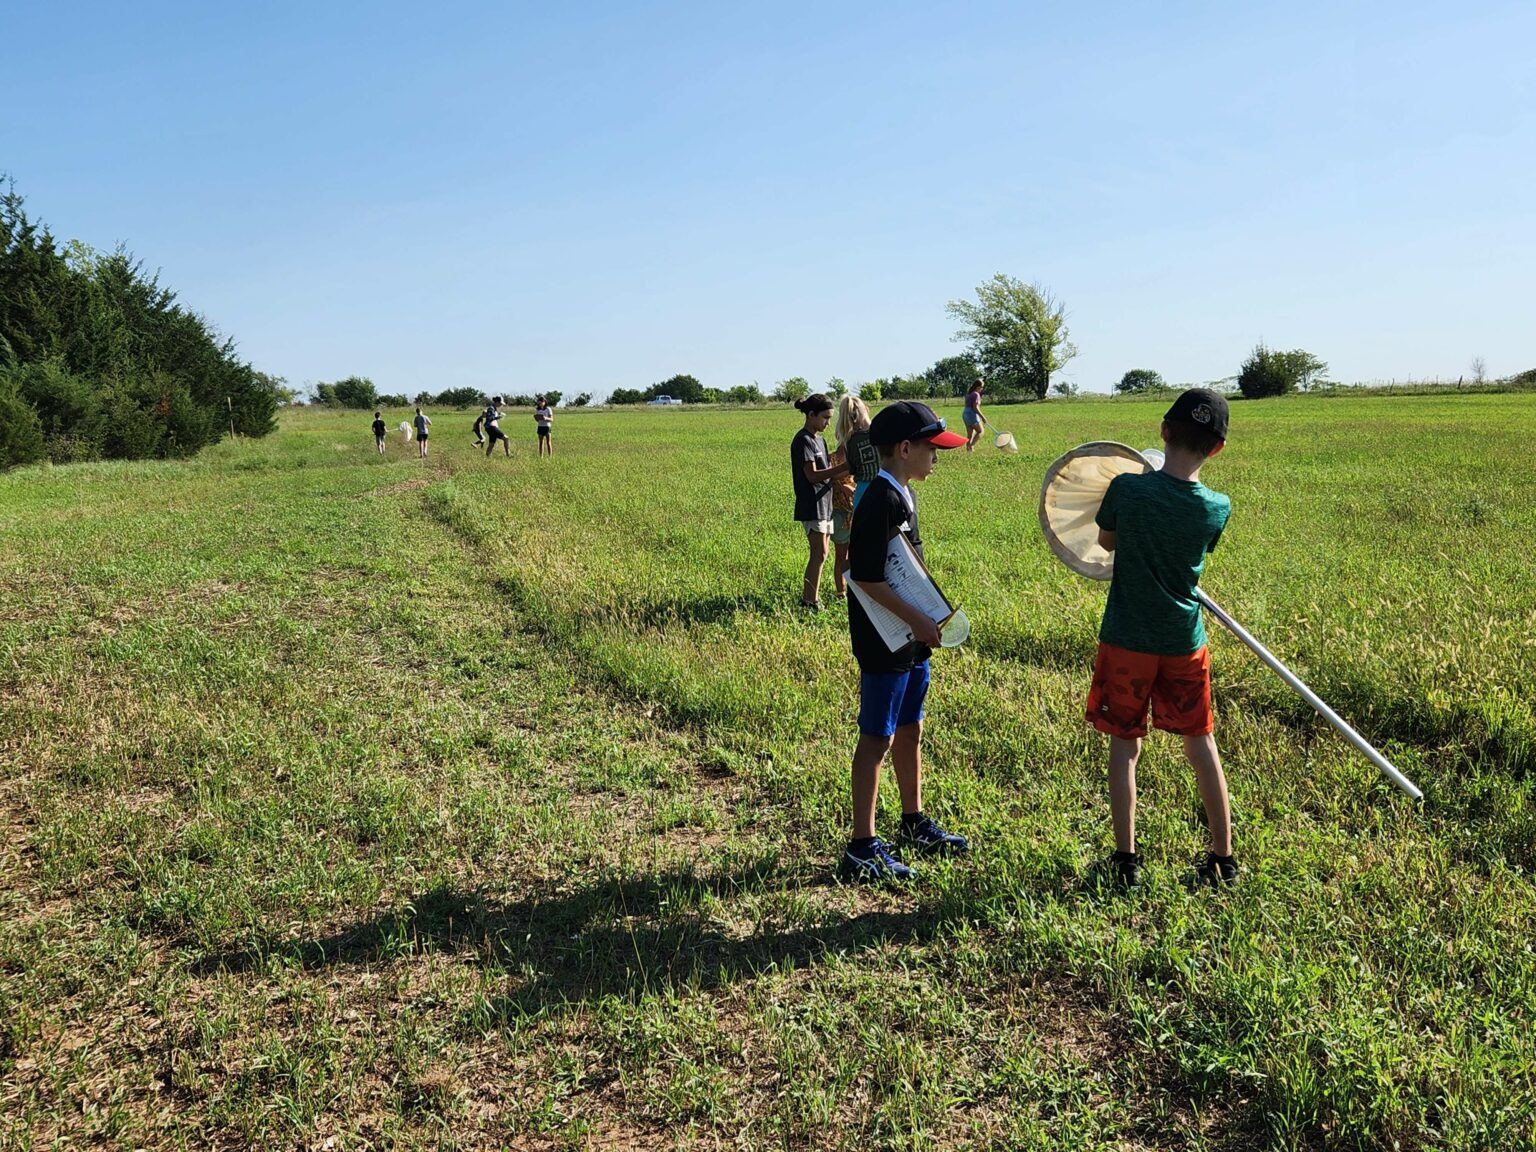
[995,430,1018,453]
[1038,442,1152,580]
[399,422,413,441]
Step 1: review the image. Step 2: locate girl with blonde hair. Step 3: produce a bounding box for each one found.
[829,394,876,597]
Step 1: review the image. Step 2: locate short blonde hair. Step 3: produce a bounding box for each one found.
[834,395,870,449]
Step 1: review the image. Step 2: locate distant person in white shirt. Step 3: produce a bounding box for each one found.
[534,396,553,456]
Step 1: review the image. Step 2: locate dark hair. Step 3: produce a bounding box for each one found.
[1164,417,1224,458]
[373,410,380,417]
[536,395,546,405]
[794,393,834,414]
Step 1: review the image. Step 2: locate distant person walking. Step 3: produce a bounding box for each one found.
[484,398,510,457]
[413,407,432,458]
[791,393,850,610]
[963,376,985,452]
[372,410,387,455]
[472,410,486,447]
[534,396,553,456]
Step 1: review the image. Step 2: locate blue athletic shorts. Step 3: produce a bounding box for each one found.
[857,661,931,737]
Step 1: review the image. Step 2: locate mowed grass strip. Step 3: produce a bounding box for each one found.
[0,397,1533,1150]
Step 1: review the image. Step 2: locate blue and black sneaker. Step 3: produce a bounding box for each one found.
[839,838,914,883]
[896,813,969,857]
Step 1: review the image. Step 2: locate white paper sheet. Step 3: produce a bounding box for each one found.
[848,533,956,651]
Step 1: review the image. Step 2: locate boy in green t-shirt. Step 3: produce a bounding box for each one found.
[1088,388,1236,889]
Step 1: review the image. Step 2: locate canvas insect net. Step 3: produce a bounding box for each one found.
[1037,442,1150,580]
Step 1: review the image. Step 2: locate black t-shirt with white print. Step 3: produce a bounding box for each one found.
[791,429,833,522]
[847,473,931,674]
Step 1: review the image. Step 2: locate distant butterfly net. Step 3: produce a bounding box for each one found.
[1037,442,1150,580]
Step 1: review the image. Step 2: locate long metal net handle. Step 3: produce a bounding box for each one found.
[1197,590,1424,802]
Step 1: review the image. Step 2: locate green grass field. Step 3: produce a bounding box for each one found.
[2,395,1534,1150]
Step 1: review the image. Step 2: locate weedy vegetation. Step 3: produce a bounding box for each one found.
[2,395,1534,1149]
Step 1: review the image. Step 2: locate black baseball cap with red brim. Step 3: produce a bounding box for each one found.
[868,401,969,449]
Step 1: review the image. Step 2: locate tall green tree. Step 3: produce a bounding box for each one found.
[947,275,1077,400]
[0,180,278,467]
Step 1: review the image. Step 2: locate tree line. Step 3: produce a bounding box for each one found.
[305,377,588,410]
[0,181,280,470]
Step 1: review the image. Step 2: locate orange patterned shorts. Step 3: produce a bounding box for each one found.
[1086,643,1213,740]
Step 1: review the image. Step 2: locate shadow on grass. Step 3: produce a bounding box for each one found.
[191,858,958,1015]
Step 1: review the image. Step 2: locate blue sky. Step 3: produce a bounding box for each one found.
[4,1,1532,398]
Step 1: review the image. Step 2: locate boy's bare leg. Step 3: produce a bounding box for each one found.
[851,733,893,839]
[890,721,924,817]
[833,541,849,595]
[1183,733,1232,856]
[803,532,828,603]
[1109,735,1141,853]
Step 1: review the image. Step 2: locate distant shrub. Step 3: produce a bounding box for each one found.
[609,388,645,405]
[1115,368,1166,394]
[376,393,408,407]
[859,379,883,401]
[431,386,487,408]
[772,377,810,403]
[723,384,764,405]
[646,374,705,403]
[1238,344,1328,398]
[569,392,592,407]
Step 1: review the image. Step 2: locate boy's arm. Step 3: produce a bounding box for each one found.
[851,578,943,648]
[802,459,851,483]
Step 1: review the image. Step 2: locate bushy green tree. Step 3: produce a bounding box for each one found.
[0,372,45,469]
[724,384,765,404]
[1238,344,1327,398]
[859,379,883,401]
[924,354,981,397]
[0,181,278,467]
[645,374,704,403]
[609,387,645,405]
[826,377,847,399]
[947,274,1077,400]
[772,376,810,403]
[569,392,592,407]
[1115,368,1167,394]
[431,386,487,408]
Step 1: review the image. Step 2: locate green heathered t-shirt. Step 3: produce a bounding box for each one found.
[1095,470,1231,656]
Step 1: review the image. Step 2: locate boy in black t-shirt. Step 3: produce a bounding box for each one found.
[371,411,387,454]
[841,401,969,882]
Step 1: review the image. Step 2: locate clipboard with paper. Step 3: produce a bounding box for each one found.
[848,532,971,650]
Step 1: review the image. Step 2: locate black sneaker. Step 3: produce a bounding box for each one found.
[1192,852,1239,888]
[1089,849,1141,890]
[896,814,970,857]
[839,838,914,883]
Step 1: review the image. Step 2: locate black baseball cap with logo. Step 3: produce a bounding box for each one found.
[868,401,969,449]
[1164,388,1229,441]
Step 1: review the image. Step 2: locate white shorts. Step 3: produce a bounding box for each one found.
[801,519,834,537]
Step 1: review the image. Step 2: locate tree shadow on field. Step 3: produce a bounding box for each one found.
[192,858,959,1015]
